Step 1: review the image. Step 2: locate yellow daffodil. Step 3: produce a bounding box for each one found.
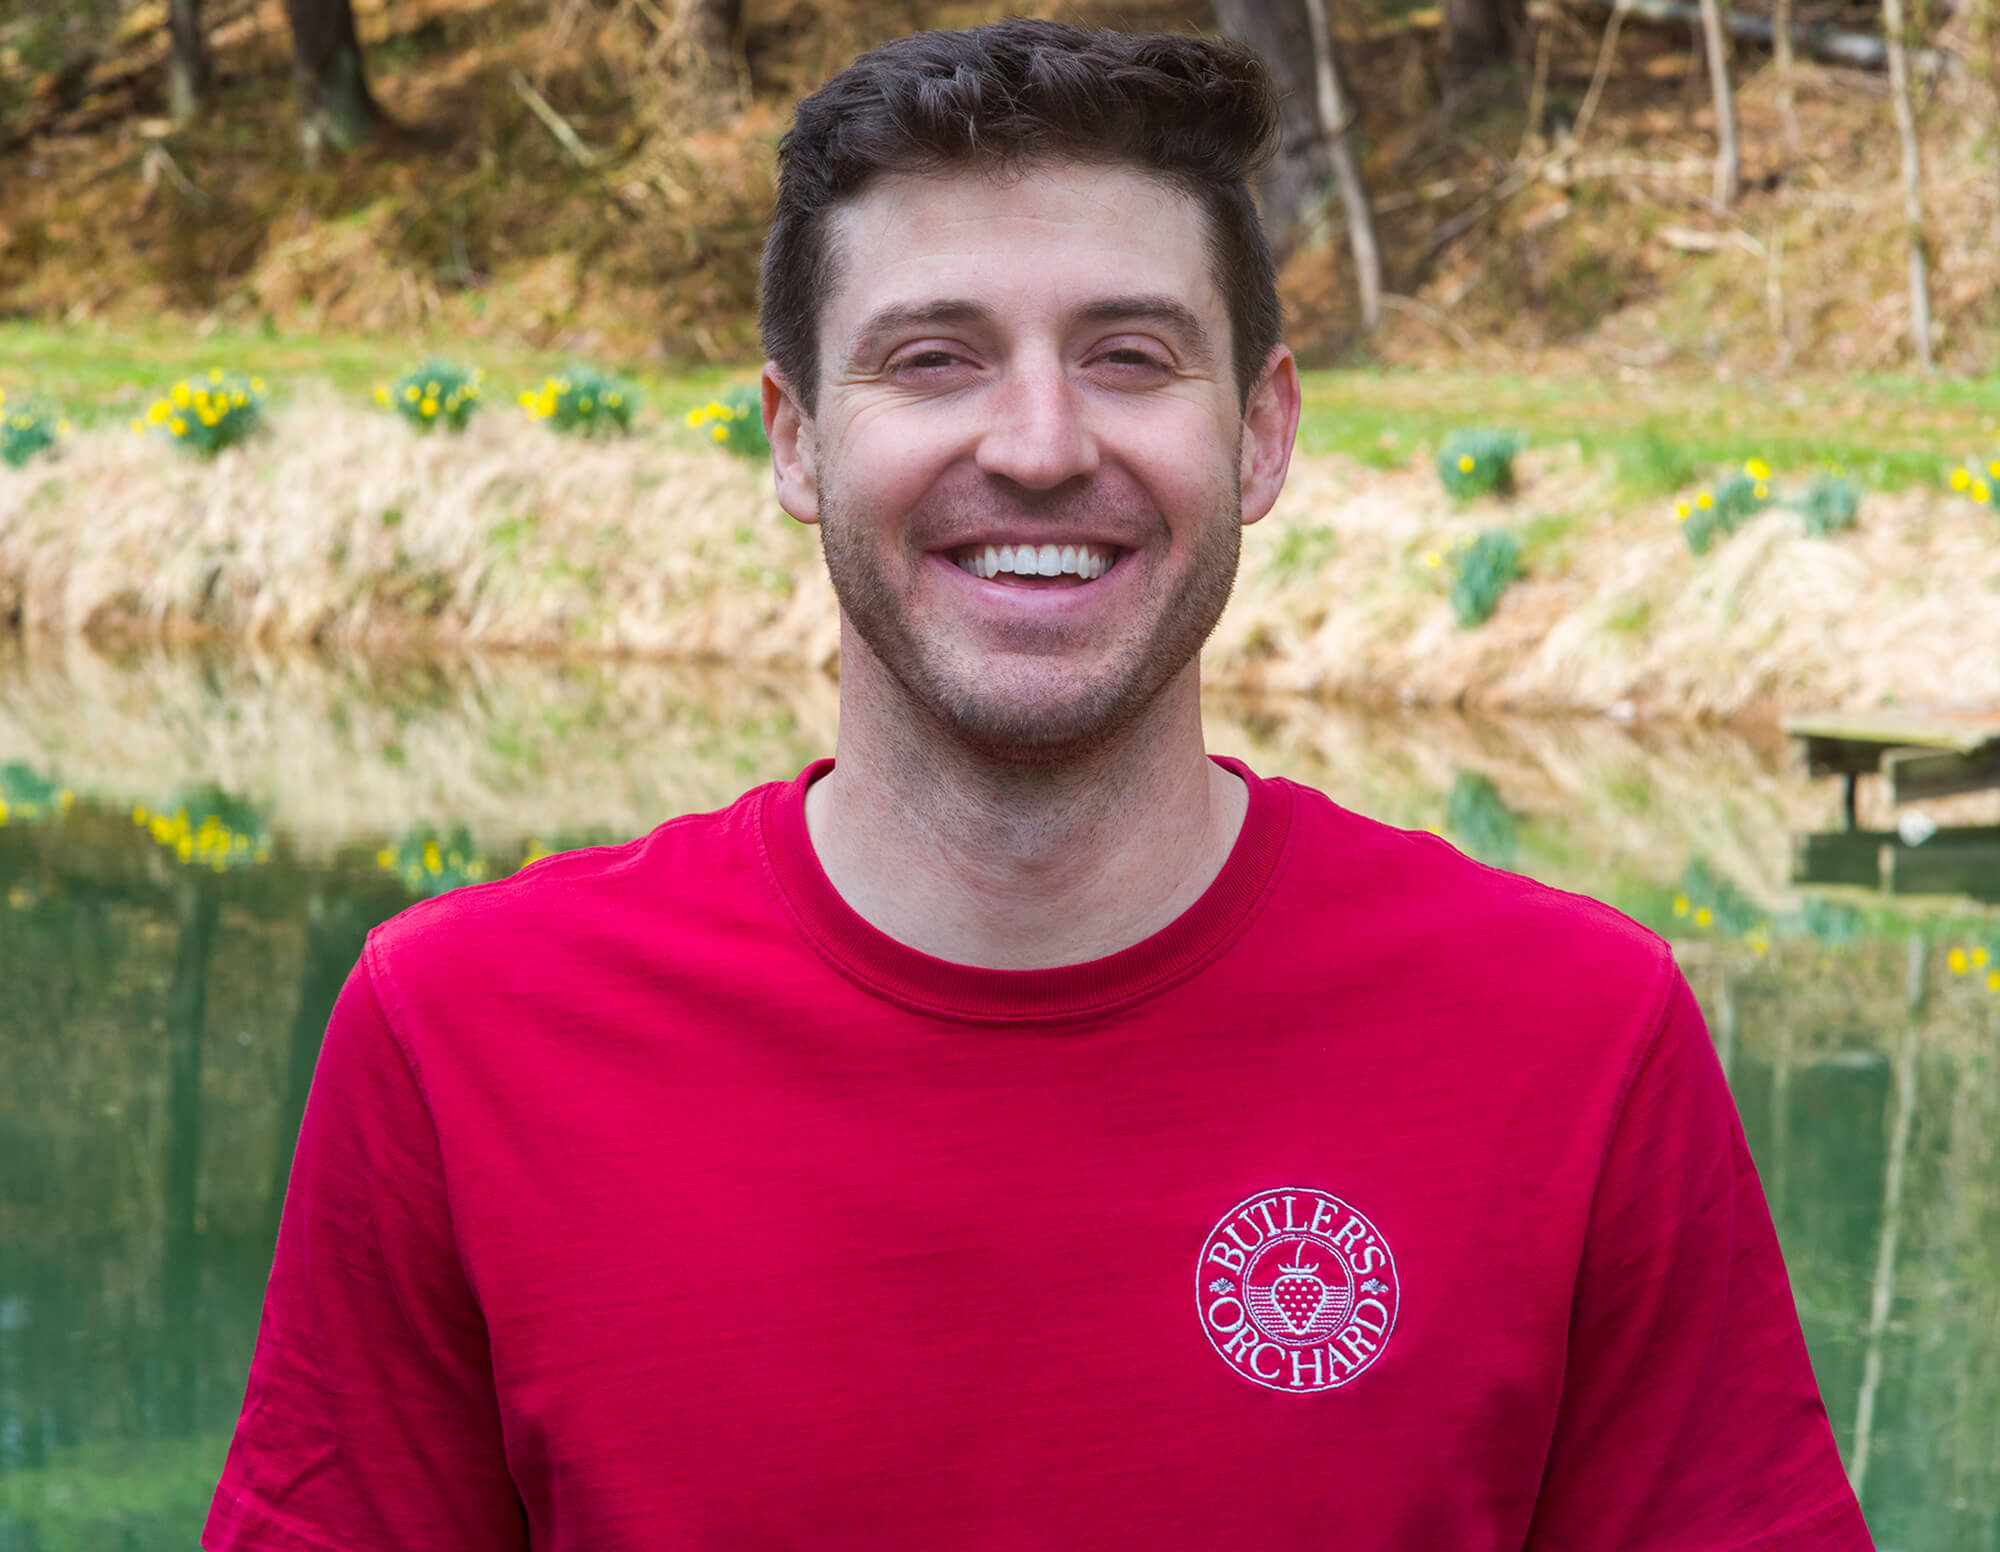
[1977,482,1992,504]
[1744,457,1771,481]
[1674,500,1690,522]
[1693,906,1713,927]
[1951,468,1972,492]
[607,393,622,407]
[250,377,264,392]
[377,848,396,869]
[423,840,443,873]
[1753,482,1768,500]
[1949,947,1969,974]
[1987,460,2000,479]
[711,424,728,442]
[169,417,187,436]
[1456,454,1475,472]
[148,400,170,424]
[171,383,191,408]
[519,390,538,410]
[420,398,438,417]
[1672,893,1690,916]
[376,386,391,405]
[538,392,557,417]
[1988,969,2000,992]
[1696,491,1714,510]
[686,408,707,427]
[1974,947,1990,968]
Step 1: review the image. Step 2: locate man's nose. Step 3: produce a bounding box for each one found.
[974,359,1099,491]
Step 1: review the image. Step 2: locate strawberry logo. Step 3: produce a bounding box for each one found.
[1197,1187,1400,1394]
[1268,1247,1330,1334]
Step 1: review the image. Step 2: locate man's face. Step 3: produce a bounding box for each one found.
[765,160,1298,762]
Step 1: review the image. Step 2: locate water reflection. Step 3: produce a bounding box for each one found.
[1,642,1996,1548]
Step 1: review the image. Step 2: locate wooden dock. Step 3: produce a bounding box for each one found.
[1784,709,2000,826]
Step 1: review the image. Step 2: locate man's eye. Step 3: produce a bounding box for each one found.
[1097,349,1168,370]
[896,351,962,372]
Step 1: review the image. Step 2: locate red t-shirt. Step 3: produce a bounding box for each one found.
[206,758,1871,1551]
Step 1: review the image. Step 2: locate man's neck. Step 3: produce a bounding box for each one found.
[802,656,1248,971]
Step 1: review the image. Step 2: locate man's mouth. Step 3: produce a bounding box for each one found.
[947,542,1119,584]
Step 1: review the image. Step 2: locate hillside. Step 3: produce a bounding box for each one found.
[6,0,2000,374]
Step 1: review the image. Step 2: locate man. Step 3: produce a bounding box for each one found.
[207,20,1871,1551]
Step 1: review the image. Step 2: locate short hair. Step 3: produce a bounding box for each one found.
[760,19,1282,415]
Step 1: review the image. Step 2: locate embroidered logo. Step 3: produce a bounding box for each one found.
[1196,1187,1400,1393]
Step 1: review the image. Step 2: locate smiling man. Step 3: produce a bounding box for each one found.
[206,20,1872,1552]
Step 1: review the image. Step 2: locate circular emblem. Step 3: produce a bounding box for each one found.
[1196,1186,1400,1393]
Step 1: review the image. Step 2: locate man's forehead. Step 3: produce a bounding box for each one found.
[818,160,1220,330]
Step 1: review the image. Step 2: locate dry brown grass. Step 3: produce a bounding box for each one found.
[6,396,2000,724]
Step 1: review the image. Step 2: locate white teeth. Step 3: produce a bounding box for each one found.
[957,543,1116,579]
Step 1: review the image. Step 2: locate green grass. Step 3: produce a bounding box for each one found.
[0,321,743,431]
[1295,368,1997,493]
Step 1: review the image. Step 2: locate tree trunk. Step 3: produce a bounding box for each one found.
[1696,0,1741,204]
[1301,0,1382,333]
[1214,0,1383,334]
[1213,0,1326,265]
[1445,0,1523,88]
[167,0,206,124]
[1882,0,1935,370]
[284,0,380,162]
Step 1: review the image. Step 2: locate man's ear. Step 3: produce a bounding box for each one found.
[1238,344,1301,528]
[763,363,820,526]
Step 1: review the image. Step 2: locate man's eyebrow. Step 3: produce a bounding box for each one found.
[1074,295,1217,367]
[845,300,991,367]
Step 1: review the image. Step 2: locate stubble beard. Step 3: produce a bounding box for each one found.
[817,477,1244,767]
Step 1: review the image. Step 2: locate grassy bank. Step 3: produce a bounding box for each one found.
[4,343,1999,723]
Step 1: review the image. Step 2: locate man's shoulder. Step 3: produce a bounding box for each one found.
[1276,775,1676,991]
[364,778,782,984]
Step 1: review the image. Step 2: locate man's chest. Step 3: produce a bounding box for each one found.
[431,994,1615,1549]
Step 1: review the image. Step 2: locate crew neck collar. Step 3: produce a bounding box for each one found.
[757,755,1293,1024]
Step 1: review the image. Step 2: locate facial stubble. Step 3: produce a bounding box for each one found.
[817,476,1244,766]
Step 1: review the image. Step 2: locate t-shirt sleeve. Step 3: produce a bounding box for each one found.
[1524,966,1874,1552]
[205,946,526,1552]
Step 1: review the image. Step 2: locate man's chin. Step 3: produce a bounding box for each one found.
[911,669,1169,767]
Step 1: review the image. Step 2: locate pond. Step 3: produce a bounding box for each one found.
[1,642,1996,1549]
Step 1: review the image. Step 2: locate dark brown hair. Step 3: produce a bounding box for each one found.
[760,19,1282,414]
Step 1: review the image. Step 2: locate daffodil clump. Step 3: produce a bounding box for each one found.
[0,389,68,469]
[132,790,271,872]
[1795,472,1861,538]
[1436,429,1526,502]
[1946,456,2000,507]
[518,366,638,436]
[377,361,483,433]
[686,387,768,460]
[0,763,73,827]
[1421,528,1521,627]
[1674,457,1774,554]
[1945,941,2000,994]
[134,369,265,456]
[1669,861,1771,954]
[377,825,491,898]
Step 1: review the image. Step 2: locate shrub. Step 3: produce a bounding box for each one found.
[1436,429,1526,502]
[0,390,66,468]
[377,361,483,432]
[137,370,265,456]
[686,386,769,459]
[1795,473,1861,538]
[1674,458,1774,554]
[519,366,639,436]
[1446,529,1521,627]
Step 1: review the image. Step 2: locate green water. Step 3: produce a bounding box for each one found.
[1,646,1996,1549]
